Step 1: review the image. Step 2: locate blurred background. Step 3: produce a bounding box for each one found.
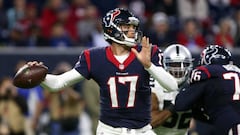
[0,0,240,135]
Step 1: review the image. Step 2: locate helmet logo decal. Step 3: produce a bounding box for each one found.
[103,9,120,27]
[205,46,218,65]
[112,10,120,21]
[200,45,232,65]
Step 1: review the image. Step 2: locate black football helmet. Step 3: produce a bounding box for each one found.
[102,8,142,47]
[163,44,193,85]
[200,45,232,65]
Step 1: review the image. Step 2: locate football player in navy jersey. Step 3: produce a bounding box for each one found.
[27,8,178,135]
[151,44,215,135]
[174,45,240,135]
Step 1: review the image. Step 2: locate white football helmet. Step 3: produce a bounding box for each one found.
[163,44,193,85]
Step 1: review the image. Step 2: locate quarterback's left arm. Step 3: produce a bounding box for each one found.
[145,64,178,91]
[131,37,178,91]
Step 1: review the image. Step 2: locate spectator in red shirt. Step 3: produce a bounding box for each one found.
[17,3,41,37]
[40,0,64,38]
[177,18,206,52]
[55,4,78,43]
[214,17,234,50]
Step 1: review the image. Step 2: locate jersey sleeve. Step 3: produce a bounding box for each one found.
[174,66,211,111]
[74,50,91,80]
[190,66,211,84]
[174,82,206,111]
[151,45,163,67]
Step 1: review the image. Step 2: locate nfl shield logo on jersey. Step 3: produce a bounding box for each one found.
[119,64,125,70]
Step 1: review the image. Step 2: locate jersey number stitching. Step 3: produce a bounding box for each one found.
[223,72,240,100]
[107,76,138,108]
[190,69,201,83]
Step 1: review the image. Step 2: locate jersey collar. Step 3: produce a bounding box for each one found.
[106,46,136,71]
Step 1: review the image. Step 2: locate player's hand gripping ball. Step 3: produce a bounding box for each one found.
[13,64,48,88]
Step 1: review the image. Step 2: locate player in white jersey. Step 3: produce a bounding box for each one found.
[151,44,193,135]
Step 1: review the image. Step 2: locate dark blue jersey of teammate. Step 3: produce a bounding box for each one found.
[74,45,162,129]
[175,64,240,135]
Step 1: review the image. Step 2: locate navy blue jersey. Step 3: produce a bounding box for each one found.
[175,64,240,134]
[74,45,162,128]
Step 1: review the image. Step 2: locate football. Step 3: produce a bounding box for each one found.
[13,64,48,89]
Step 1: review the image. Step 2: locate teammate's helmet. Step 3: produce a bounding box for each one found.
[163,44,193,85]
[200,45,232,65]
[102,8,142,47]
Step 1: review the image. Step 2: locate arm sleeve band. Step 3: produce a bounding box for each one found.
[40,69,84,92]
[145,63,178,92]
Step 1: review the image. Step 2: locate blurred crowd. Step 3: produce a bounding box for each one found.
[0,60,98,135]
[1,0,240,135]
[0,0,240,52]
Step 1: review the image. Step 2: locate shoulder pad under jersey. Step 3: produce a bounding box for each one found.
[189,65,224,83]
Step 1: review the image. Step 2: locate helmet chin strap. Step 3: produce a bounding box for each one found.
[122,30,142,47]
[122,33,137,46]
[104,33,136,47]
[104,30,141,47]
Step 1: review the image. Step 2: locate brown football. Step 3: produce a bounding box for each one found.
[13,64,48,88]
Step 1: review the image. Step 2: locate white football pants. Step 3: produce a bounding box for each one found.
[96,121,157,135]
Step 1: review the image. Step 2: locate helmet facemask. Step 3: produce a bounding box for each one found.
[164,60,192,85]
